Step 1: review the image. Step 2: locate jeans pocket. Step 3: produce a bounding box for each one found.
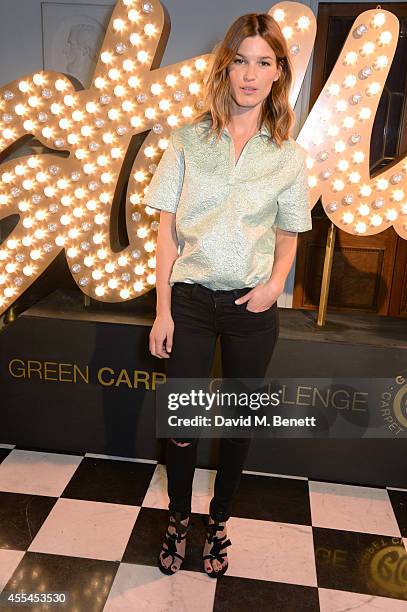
[172,283,194,300]
[244,302,276,314]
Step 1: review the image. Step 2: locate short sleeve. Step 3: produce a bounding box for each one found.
[143,133,185,213]
[275,151,313,233]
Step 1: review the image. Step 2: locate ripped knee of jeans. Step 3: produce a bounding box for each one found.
[171,438,192,447]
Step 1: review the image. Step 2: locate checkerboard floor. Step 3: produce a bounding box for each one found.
[0,443,406,611]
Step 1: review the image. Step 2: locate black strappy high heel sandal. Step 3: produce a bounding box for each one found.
[158,512,191,575]
[202,516,232,578]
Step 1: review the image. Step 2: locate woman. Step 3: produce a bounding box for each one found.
[146,12,312,578]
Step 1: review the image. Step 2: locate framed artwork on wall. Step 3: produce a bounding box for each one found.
[41,1,115,89]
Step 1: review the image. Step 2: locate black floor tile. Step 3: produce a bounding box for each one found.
[213,576,320,612]
[61,457,156,506]
[13,445,86,456]
[1,551,119,611]
[313,527,407,600]
[122,507,208,572]
[0,492,57,550]
[0,448,12,463]
[232,473,311,525]
[387,489,407,538]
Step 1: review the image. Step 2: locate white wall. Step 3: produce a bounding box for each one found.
[0,0,297,86]
[3,0,393,82]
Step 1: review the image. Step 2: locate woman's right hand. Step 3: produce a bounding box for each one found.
[149,313,174,358]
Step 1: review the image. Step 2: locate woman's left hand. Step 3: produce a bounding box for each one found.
[234,280,284,312]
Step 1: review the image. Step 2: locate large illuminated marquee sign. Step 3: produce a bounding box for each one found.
[0,1,405,315]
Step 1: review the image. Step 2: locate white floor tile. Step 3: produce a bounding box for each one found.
[191,468,216,515]
[309,481,401,536]
[318,587,407,611]
[243,468,308,481]
[141,464,168,510]
[0,549,25,592]
[104,563,216,611]
[226,516,317,587]
[0,450,83,497]
[28,498,140,562]
[142,465,216,516]
[85,453,157,464]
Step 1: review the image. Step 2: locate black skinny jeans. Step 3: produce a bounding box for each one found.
[164,281,280,522]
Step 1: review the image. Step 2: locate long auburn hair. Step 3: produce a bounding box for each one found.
[193,13,296,148]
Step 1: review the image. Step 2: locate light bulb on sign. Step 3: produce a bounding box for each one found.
[296,7,405,239]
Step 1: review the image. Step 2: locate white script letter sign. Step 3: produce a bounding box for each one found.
[0,2,405,315]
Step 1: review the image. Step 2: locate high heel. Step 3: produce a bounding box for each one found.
[158,512,191,575]
[202,515,232,578]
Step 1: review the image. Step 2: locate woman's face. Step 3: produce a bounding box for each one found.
[228,35,282,112]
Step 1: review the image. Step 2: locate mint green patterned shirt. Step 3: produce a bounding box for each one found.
[144,118,312,290]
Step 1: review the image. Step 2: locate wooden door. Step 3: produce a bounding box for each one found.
[293,3,407,317]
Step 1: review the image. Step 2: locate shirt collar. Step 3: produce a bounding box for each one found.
[222,122,271,139]
[197,118,272,142]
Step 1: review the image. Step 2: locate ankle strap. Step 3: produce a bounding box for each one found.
[169,513,191,540]
[205,519,226,542]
